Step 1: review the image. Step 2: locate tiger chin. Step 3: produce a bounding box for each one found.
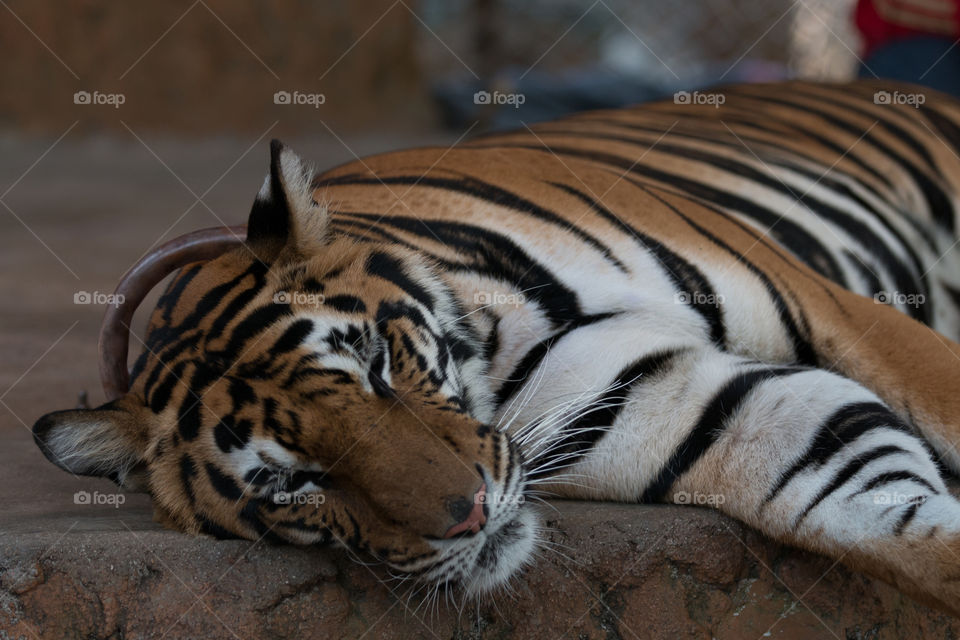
[30,81,960,621]
[32,140,540,598]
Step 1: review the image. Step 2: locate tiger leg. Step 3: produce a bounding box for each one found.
[530,343,960,616]
[803,289,960,478]
[661,353,960,616]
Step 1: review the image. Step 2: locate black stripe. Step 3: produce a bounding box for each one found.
[179,454,197,505]
[550,182,726,346]
[529,348,687,479]
[177,391,202,440]
[494,313,616,409]
[317,174,630,273]
[794,444,915,525]
[270,319,313,356]
[137,263,269,390]
[538,117,939,263]
[148,360,187,413]
[894,501,921,536]
[141,334,200,402]
[365,251,435,311]
[639,184,819,365]
[156,264,203,323]
[540,129,928,321]
[857,469,939,497]
[488,142,846,288]
[843,250,883,295]
[206,273,270,342]
[787,83,944,176]
[329,218,421,249]
[324,295,367,314]
[765,402,910,504]
[146,262,266,353]
[215,303,293,362]
[205,462,243,501]
[640,365,802,503]
[919,103,960,156]
[711,91,898,189]
[340,212,585,327]
[730,91,956,233]
[215,415,253,453]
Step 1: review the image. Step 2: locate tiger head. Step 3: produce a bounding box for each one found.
[32,141,537,594]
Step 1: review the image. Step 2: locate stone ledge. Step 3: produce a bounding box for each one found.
[3,501,958,640]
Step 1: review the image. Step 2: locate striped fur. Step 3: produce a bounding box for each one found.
[33,80,960,615]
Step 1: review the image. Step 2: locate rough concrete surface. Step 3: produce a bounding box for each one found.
[2,134,959,639]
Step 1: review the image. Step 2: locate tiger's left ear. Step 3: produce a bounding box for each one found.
[32,398,149,487]
[246,139,329,262]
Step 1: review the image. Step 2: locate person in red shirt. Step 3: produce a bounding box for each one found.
[855,0,960,95]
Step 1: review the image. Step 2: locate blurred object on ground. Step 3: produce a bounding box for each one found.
[422,0,861,128]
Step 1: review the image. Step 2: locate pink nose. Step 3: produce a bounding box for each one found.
[443,483,488,538]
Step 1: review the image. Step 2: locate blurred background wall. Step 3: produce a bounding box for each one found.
[0,0,861,137]
[0,0,876,412]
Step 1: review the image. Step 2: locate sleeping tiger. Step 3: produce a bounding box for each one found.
[32,80,960,617]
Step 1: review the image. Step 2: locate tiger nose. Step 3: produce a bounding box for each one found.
[443,483,487,538]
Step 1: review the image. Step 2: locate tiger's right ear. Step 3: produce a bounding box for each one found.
[246,139,330,263]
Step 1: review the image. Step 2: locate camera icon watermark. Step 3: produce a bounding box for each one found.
[74,490,126,508]
[673,490,725,506]
[474,290,526,308]
[873,90,925,108]
[674,291,724,306]
[476,492,525,505]
[874,290,925,308]
[73,90,125,109]
[872,491,927,506]
[272,491,326,506]
[473,90,526,108]
[273,290,325,307]
[74,291,125,307]
[673,90,725,108]
[273,90,326,108]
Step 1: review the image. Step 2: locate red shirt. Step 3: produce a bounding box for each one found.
[856,0,960,55]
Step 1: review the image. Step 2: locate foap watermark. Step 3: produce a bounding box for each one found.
[673,490,725,506]
[874,290,925,308]
[74,490,126,508]
[272,491,326,506]
[674,291,724,307]
[673,90,725,108]
[74,291,125,307]
[273,90,326,108]
[477,492,525,506]
[475,290,526,308]
[273,290,325,307]
[873,491,927,506]
[474,90,525,108]
[874,90,925,108]
[73,90,125,109]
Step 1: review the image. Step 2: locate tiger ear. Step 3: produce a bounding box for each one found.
[247,139,329,262]
[32,399,148,486]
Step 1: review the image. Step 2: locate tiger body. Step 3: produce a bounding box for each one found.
[33,80,960,615]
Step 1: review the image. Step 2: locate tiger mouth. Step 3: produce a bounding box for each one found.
[417,504,538,597]
[435,468,539,595]
[475,516,530,570]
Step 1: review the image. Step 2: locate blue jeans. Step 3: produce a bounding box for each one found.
[860,36,960,97]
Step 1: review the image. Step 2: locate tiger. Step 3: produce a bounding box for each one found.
[31,79,960,618]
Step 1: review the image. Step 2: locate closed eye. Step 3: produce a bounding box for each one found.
[367,342,396,398]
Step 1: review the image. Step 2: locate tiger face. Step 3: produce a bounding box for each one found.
[32,141,537,594]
